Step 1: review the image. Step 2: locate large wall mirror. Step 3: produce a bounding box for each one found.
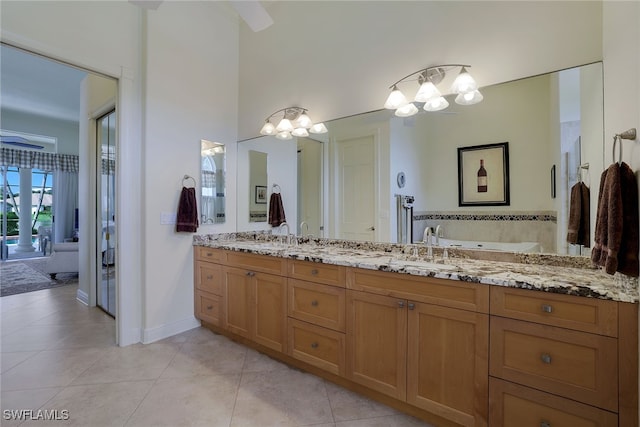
[237,62,604,256]
[200,139,226,224]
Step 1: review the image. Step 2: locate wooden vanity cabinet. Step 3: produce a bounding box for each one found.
[194,247,224,326]
[346,269,490,426]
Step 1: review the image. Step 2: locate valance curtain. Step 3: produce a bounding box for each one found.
[0,147,79,172]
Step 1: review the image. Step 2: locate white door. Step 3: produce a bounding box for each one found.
[337,135,375,241]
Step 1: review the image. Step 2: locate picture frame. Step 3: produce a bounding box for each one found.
[457,142,510,206]
[255,185,267,204]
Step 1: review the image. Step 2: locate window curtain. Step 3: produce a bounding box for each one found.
[53,171,79,243]
[0,147,79,172]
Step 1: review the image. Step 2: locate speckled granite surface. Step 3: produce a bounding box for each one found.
[194,233,639,303]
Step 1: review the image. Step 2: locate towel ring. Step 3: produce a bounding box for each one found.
[272,183,281,193]
[612,136,623,165]
[182,174,196,188]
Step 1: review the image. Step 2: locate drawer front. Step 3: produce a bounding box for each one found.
[288,260,346,287]
[347,268,489,313]
[195,291,222,327]
[490,317,618,411]
[489,378,617,427]
[195,246,223,263]
[288,318,345,376]
[288,279,346,332]
[225,251,286,275]
[491,287,618,336]
[196,263,222,295]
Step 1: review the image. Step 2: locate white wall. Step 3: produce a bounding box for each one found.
[238,1,602,140]
[0,110,79,155]
[142,1,239,342]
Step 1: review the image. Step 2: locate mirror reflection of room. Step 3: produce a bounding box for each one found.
[248,150,268,223]
[200,139,226,224]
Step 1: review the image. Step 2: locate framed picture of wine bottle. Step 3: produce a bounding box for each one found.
[457,142,510,206]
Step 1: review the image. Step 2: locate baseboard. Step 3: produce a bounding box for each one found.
[76,289,89,305]
[142,315,200,344]
[118,327,142,347]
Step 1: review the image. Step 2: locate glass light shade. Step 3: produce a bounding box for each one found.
[292,127,309,137]
[455,90,484,106]
[414,81,441,103]
[309,123,328,134]
[384,86,408,109]
[450,67,478,94]
[423,96,449,112]
[395,103,419,117]
[295,113,313,129]
[276,118,294,132]
[276,131,293,140]
[260,122,276,135]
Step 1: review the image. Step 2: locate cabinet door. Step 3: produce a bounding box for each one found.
[346,290,407,400]
[223,266,252,338]
[407,303,488,427]
[254,272,287,352]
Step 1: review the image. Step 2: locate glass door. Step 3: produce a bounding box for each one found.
[97,110,116,316]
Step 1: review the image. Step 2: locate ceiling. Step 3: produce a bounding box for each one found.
[1,44,87,124]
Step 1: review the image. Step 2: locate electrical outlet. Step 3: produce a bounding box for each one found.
[160,212,177,225]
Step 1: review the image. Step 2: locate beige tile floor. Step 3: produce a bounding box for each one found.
[1,285,432,426]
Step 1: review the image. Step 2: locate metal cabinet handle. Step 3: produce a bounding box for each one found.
[540,421,551,427]
[398,301,405,308]
[541,353,552,364]
[311,269,319,275]
[311,300,319,307]
[541,304,553,313]
[206,252,213,257]
[206,275,213,280]
[206,305,213,310]
[311,342,319,349]
[246,271,255,277]
[408,303,415,310]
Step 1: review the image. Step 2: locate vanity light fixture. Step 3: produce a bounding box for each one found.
[260,107,328,140]
[384,64,483,117]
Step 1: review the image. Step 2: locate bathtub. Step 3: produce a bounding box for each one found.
[437,238,540,253]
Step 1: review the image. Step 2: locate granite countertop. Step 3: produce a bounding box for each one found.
[194,234,639,303]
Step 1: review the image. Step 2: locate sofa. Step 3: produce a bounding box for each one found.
[45,242,79,279]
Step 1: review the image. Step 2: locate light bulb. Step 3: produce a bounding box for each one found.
[423,96,449,112]
[295,113,313,129]
[260,122,276,135]
[276,131,292,140]
[276,118,294,133]
[384,86,408,109]
[395,103,419,117]
[292,127,309,137]
[455,90,483,105]
[414,81,441,103]
[451,67,478,94]
[309,123,328,134]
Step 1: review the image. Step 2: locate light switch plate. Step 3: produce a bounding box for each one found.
[160,212,177,225]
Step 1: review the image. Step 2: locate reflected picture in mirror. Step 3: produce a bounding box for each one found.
[249,150,268,222]
[200,139,226,224]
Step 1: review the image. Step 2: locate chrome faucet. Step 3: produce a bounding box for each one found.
[435,225,443,246]
[279,222,291,245]
[423,227,433,260]
[299,221,309,237]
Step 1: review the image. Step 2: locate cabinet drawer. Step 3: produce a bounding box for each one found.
[195,291,222,327]
[288,318,345,376]
[490,317,618,411]
[195,246,223,263]
[347,268,489,313]
[225,251,287,275]
[288,279,346,332]
[491,287,618,336]
[489,378,617,427]
[195,262,222,295]
[288,260,346,287]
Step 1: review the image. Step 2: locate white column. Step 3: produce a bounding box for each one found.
[15,168,35,253]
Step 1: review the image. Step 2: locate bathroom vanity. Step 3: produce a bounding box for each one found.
[193,236,638,427]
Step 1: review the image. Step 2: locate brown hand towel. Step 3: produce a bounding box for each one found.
[567,182,585,245]
[591,162,639,277]
[268,192,286,227]
[176,186,199,232]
